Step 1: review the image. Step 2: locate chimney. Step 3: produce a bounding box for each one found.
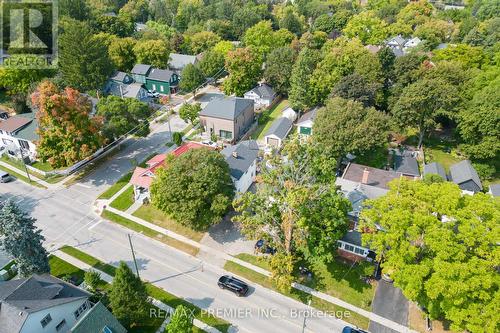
[232,151,238,158]
[361,168,370,184]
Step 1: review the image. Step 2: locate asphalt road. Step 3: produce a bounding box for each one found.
[369,281,409,333]
[0,115,351,333]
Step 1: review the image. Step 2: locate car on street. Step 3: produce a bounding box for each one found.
[217,275,249,297]
[342,326,369,333]
[147,90,160,98]
[0,170,12,183]
[201,140,218,148]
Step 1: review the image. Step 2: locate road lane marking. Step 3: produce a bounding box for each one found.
[74,183,91,189]
[88,220,103,230]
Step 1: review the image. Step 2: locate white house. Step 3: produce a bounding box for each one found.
[0,112,38,161]
[0,274,126,333]
[296,107,318,138]
[243,83,278,108]
[221,140,259,195]
[403,37,422,50]
[264,117,293,149]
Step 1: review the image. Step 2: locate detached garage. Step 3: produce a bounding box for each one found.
[264,117,293,149]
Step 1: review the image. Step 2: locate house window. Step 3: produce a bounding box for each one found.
[2,138,13,145]
[344,244,355,252]
[40,314,52,328]
[56,319,66,331]
[354,247,365,255]
[152,84,156,91]
[74,301,89,320]
[18,139,29,150]
[103,326,113,333]
[219,130,232,140]
[160,85,164,92]
[299,126,311,135]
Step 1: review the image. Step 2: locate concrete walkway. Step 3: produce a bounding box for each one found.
[54,250,222,333]
[103,207,417,333]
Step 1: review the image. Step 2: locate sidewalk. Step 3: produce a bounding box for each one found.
[0,160,54,189]
[103,207,417,333]
[54,250,222,333]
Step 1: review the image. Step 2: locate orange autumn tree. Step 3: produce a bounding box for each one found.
[31,81,105,168]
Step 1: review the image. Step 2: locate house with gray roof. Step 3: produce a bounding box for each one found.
[423,162,447,181]
[168,53,198,73]
[264,117,292,149]
[392,149,420,177]
[221,140,259,194]
[0,274,125,333]
[243,83,278,108]
[0,112,38,162]
[130,64,152,84]
[449,160,483,193]
[70,302,126,333]
[199,96,255,143]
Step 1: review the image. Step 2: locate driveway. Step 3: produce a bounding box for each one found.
[369,281,409,333]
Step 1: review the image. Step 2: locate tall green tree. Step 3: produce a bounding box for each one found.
[59,0,91,20]
[331,73,382,107]
[31,81,104,167]
[198,50,225,77]
[313,97,390,164]
[97,96,151,140]
[109,262,148,329]
[178,103,201,125]
[59,20,114,91]
[289,47,321,110]
[223,47,262,96]
[391,76,460,148]
[243,21,277,58]
[264,46,296,95]
[234,138,350,270]
[179,64,205,93]
[0,201,50,277]
[166,305,194,332]
[343,11,389,44]
[133,39,170,68]
[360,179,500,333]
[150,149,234,230]
[108,37,137,71]
[188,31,221,54]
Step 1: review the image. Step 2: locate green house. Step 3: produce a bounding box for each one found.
[145,68,179,95]
[130,64,151,84]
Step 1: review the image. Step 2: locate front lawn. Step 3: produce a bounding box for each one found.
[49,255,86,285]
[98,172,132,199]
[223,260,370,329]
[110,186,135,211]
[133,204,205,242]
[60,246,116,276]
[102,210,199,256]
[30,160,56,172]
[252,99,288,140]
[0,165,46,188]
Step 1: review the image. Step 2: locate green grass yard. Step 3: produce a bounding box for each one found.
[252,99,289,140]
[0,164,46,188]
[110,186,135,211]
[223,260,370,329]
[133,204,205,242]
[98,172,133,199]
[59,246,117,277]
[49,255,86,285]
[102,210,199,256]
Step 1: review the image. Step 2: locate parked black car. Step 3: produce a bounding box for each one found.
[217,275,249,297]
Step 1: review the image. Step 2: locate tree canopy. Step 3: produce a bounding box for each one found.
[360,179,500,333]
[31,81,104,167]
[223,47,262,97]
[150,149,234,230]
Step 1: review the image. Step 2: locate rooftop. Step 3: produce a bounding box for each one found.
[130,142,209,189]
[0,115,32,133]
[247,83,276,99]
[341,163,403,190]
[265,117,293,140]
[222,140,259,180]
[131,64,152,75]
[297,107,318,125]
[423,162,447,181]
[392,149,420,177]
[71,302,126,333]
[147,68,175,82]
[199,96,254,121]
[489,184,500,197]
[109,71,128,82]
[168,53,198,70]
[449,160,483,191]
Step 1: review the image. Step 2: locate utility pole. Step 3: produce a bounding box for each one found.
[128,234,140,278]
[19,149,31,183]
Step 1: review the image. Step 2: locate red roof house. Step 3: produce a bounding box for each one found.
[129,142,211,202]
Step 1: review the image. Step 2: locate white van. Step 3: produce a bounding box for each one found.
[0,170,12,183]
